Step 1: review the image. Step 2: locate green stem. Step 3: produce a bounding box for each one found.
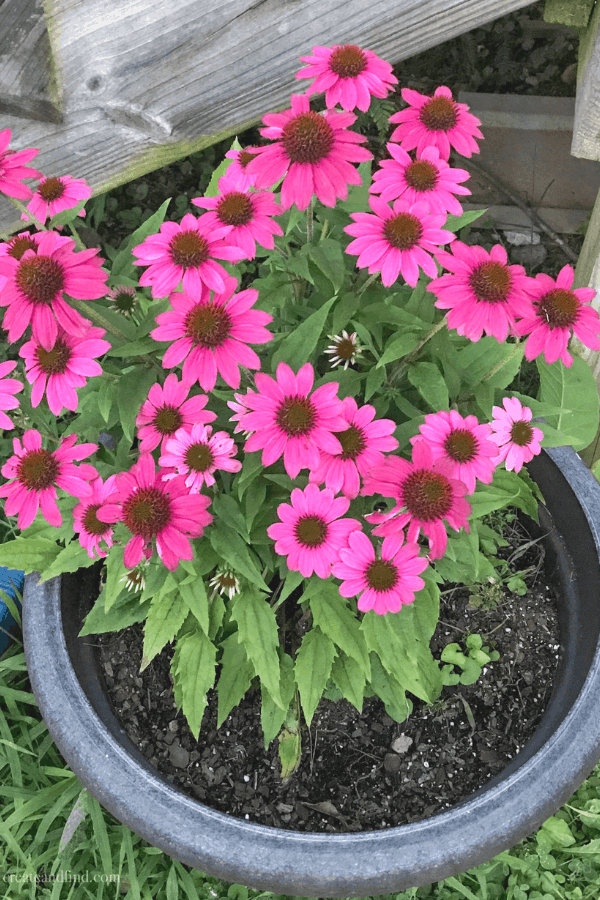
[356,272,379,297]
[66,220,87,252]
[388,317,448,385]
[5,197,48,233]
[482,340,522,382]
[306,200,313,243]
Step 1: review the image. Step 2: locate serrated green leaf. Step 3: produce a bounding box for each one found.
[209,521,269,591]
[444,208,488,232]
[330,653,366,712]
[212,493,250,543]
[308,581,370,678]
[231,589,283,708]
[177,576,210,635]
[106,338,157,358]
[294,627,337,725]
[171,626,216,739]
[272,294,337,370]
[37,541,97,583]
[216,634,255,727]
[368,653,412,723]
[141,591,188,670]
[204,143,236,198]
[80,590,151,636]
[48,199,88,228]
[0,538,60,575]
[407,361,449,411]
[261,654,296,748]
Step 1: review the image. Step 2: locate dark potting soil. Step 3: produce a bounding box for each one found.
[92,512,562,834]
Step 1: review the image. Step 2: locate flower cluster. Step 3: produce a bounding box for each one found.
[0,44,598,738]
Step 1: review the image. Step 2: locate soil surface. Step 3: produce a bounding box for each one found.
[94,511,561,834]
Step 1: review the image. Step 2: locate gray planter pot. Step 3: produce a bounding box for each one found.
[22,446,600,898]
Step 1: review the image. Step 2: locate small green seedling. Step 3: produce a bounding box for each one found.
[441,633,500,685]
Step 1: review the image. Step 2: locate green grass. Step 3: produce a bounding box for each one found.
[1,628,599,900]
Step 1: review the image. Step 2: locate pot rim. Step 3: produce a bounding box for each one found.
[23,446,600,898]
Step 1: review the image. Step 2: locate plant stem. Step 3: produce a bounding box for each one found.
[5,196,47,234]
[306,200,313,243]
[356,272,379,297]
[482,340,522,382]
[388,317,448,384]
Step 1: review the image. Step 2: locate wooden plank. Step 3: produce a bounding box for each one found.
[0,0,537,234]
[571,0,600,158]
[543,0,595,28]
[0,0,61,124]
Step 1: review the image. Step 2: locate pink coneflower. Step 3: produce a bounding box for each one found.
[0,360,23,430]
[19,326,110,416]
[0,231,38,261]
[389,86,483,159]
[244,93,372,210]
[370,144,471,216]
[0,129,40,200]
[224,147,261,189]
[489,397,543,473]
[159,423,241,491]
[344,195,454,287]
[295,44,397,112]
[362,440,471,560]
[237,361,348,479]
[410,410,498,494]
[136,373,216,452]
[192,173,283,259]
[427,241,535,343]
[0,230,108,350]
[151,275,273,391]
[96,453,213,571]
[73,474,117,559]
[512,264,600,367]
[21,175,91,224]
[333,531,429,615]
[106,285,138,320]
[227,390,256,435]
[0,430,97,530]
[132,213,245,299]
[309,396,398,499]
[267,482,361,578]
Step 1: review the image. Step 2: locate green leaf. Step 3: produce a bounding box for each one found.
[117,367,157,442]
[331,291,361,335]
[110,199,170,280]
[204,142,237,197]
[177,576,210,636]
[376,332,421,368]
[171,626,216,739]
[330,653,366,712]
[37,541,97,583]
[97,377,114,424]
[294,627,337,725]
[407,361,449,411]
[236,451,264,500]
[106,337,157,358]
[365,364,385,401]
[230,589,284,709]
[278,727,302,781]
[216,634,255,727]
[304,239,346,293]
[0,538,60,575]
[444,207,488,232]
[80,590,150,636]
[261,653,296,748]
[537,356,600,450]
[307,581,370,678]
[141,591,188,670]
[272,294,337,371]
[209,521,269,592]
[48,199,88,228]
[212,493,250,543]
[368,653,412,723]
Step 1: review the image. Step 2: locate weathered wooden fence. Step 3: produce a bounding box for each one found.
[0,0,537,233]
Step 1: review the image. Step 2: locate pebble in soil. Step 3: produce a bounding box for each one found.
[95,513,562,834]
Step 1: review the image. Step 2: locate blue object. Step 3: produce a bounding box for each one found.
[0,567,25,656]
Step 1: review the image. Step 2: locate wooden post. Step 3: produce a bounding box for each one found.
[568,0,600,466]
